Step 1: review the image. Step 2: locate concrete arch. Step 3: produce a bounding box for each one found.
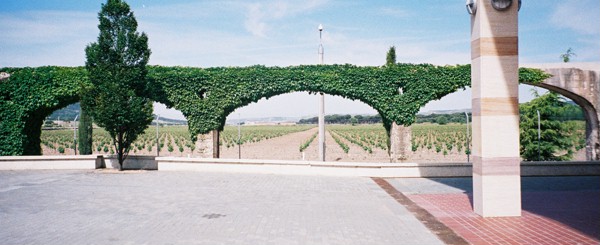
[523,63,600,161]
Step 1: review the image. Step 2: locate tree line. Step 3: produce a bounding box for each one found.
[298,114,382,125]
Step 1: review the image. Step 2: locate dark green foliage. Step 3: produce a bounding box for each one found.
[299,114,382,124]
[148,63,479,140]
[520,92,579,161]
[436,116,449,125]
[78,106,93,155]
[84,0,152,168]
[386,46,396,66]
[560,48,576,63]
[1,64,549,156]
[0,67,88,155]
[299,132,317,152]
[416,112,471,124]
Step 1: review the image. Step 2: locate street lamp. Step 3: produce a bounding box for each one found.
[318,24,326,162]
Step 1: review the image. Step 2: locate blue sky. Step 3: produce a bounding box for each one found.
[1,0,599,120]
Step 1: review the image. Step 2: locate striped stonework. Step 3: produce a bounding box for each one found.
[471,0,522,217]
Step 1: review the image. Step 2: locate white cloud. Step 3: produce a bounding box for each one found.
[242,0,328,37]
[378,7,411,18]
[551,0,600,35]
[244,3,268,37]
[0,10,97,67]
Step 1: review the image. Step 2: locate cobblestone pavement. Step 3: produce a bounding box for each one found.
[0,170,443,245]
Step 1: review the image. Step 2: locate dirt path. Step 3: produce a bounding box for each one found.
[221,127,393,162]
[220,127,318,160]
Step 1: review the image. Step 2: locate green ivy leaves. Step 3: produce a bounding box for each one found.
[1,64,548,155]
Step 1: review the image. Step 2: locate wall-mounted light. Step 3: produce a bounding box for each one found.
[467,0,521,15]
[466,0,477,15]
[491,0,513,11]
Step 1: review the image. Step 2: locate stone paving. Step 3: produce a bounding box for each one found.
[0,170,443,245]
[387,176,600,245]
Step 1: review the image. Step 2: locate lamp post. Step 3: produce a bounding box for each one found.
[73,115,79,155]
[318,24,326,162]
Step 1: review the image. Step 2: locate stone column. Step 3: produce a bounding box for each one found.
[471,0,521,217]
[389,122,412,162]
[212,130,220,158]
[194,130,220,158]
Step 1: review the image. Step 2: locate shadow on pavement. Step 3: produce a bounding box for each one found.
[427,176,600,239]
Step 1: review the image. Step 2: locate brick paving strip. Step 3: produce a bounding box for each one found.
[405,192,600,245]
[372,177,469,245]
[379,177,600,245]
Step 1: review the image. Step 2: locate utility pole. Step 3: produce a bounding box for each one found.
[318,24,326,162]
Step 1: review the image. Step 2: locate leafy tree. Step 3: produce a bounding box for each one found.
[520,91,578,161]
[84,0,152,170]
[560,48,576,63]
[386,46,396,66]
[436,115,448,125]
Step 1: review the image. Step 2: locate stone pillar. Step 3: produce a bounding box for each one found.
[389,122,412,162]
[471,0,521,217]
[194,130,220,158]
[212,130,220,158]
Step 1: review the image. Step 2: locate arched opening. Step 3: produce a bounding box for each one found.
[217,91,393,162]
[417,82,592,162]
[40,102,80,155]
[39,101,194,157]
[524,83,596,161]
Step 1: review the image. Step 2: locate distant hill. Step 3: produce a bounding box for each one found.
[47,103,80,121]
[47,103,187,125]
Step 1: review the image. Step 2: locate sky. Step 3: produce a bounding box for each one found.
[1,0,599,120]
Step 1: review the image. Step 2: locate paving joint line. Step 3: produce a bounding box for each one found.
[372,177,469,245]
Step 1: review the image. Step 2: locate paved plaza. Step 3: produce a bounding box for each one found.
[0,170,443,245]
[0,170,598,245]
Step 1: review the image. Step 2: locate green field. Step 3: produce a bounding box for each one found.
[41,125,316,155]
[41,122,585,158]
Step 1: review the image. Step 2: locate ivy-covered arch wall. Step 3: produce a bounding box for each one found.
[148,64,477,140]
[0,64,549,156]
[0,67,88,155]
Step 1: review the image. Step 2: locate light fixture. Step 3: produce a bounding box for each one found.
[491,0,513,11]
[466,0,477,15]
